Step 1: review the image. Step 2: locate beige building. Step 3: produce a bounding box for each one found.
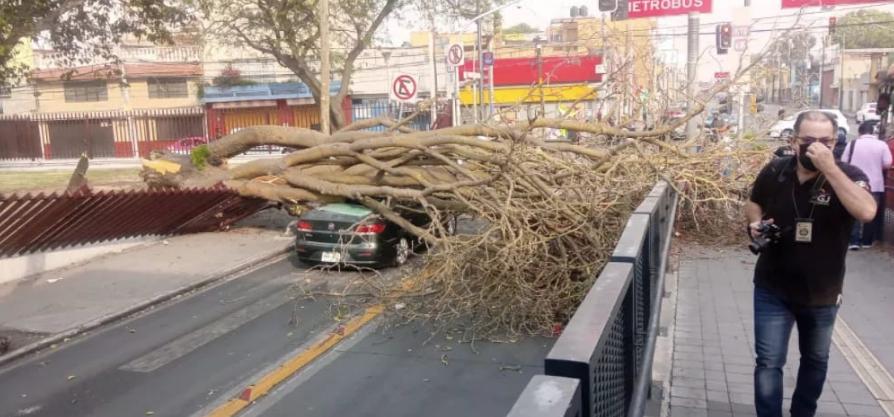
[31,63,202,113]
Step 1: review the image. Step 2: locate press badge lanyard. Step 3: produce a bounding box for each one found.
[791,175,826,243]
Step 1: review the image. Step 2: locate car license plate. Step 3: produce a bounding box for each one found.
[320,252,341,263]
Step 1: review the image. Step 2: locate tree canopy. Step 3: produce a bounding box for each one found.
[503,23,540,34]
[833,9,894,49]
[0,0,193,86]
[198,0,403,128]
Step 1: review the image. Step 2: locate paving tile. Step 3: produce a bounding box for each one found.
[706,400,732,412]
[728,392,754,405]
[670,406,708,417]
[670,396,708,409]
[816,400,847,415]
[706,411,732,417]
[841,402,887,416]
[673,377,707,389]
[671,386,707,400]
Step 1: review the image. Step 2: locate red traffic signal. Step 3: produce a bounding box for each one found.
[716,23,732,55]
[719,23,732,49]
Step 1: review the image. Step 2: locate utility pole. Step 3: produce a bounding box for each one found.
[839,33,846,111]
[319,0,331,134]
[476,0,484,121]
[537,42,545,117]
[429,23,438,127]
[819,35,825,107]
[686,13,699,139]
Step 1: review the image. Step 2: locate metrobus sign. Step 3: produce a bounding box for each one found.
[627,0,712,18]
[782,0,886,7]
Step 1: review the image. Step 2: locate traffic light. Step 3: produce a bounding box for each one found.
[598,0,617,12]
[829,16,837,35]
[716,23,732,55]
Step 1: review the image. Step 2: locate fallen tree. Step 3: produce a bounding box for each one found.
[140,112,767,338]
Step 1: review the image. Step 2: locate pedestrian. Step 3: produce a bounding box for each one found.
[841,121,892,250]
[745,110,876,417]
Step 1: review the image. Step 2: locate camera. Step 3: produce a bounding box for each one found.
[749,221,782,255]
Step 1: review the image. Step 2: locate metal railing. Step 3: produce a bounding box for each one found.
[506,181,678,417]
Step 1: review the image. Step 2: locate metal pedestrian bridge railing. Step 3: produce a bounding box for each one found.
[506,181,678,417]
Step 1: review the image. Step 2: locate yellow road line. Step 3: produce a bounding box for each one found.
[205,304,384,417]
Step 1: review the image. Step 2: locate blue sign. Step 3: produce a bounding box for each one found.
[483,52,494,67]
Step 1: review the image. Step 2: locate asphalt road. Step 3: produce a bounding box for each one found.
[0,255,340,417]
[244,323,553,417]
[0,250,546,417]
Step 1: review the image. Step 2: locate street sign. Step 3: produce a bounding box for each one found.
[446,43,464,67]
[734,38,747,52]
[714,72,730,80]
[390,73,417,102]
[464,71,481,80]
[732,26,749,39]
[483,52,494,67]
[627,0,711,19]
[781,0,883,8]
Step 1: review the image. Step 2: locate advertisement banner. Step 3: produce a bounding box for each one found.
[627,0,712,18]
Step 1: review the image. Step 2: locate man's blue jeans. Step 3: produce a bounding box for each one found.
[754,286,839,417]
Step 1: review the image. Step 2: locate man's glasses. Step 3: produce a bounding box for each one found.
[795,136,836,147]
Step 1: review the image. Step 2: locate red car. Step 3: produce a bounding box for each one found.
[166,137,207,154]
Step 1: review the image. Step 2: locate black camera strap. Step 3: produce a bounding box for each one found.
[791,174,827,221]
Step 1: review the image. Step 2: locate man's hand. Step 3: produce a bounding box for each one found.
[806,142,838,174]
[749,219,774,239]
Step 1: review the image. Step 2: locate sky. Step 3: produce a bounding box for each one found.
[383,0,894,82]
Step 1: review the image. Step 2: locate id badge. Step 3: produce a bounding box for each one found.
[795,218,813,243]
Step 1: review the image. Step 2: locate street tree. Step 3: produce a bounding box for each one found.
[198,0,403,129]
[833,9,894,49]
[503,23,540,34]
[0,0,193,86]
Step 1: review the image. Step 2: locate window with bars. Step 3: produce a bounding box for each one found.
[148,78,189,99]
[64,80,108,102]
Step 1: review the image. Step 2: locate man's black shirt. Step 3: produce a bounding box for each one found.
[749,156,869,306]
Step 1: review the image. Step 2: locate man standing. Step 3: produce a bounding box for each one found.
[745,111,877,417]
[842,121,892,249]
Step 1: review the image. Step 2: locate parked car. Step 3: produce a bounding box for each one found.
[769,109,849,139]
[167,137,207,154]
[294,203,453,268]
[856,102,880,123]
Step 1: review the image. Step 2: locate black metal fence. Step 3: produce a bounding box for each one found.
[506,181,678,417]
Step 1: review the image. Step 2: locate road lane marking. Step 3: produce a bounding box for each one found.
[120,291,292,373]
[832,317,894,416]
[204,304,384,417]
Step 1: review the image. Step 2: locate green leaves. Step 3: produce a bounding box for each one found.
[833,9,894,50]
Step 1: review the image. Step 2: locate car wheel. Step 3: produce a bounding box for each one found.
[393,237,410,266]
[781,129,793,140]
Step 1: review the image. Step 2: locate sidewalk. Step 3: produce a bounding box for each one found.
[668,245,894,417]
[0,225,293,363]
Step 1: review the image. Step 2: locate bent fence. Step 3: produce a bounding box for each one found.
[507,181,678,417]
[0,187,267,257]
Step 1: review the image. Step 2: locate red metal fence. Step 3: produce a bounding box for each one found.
[0,107,205,160]
[0,187,267,257]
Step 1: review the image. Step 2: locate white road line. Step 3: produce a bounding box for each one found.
[832,317,894,417]
[120,291,293,373]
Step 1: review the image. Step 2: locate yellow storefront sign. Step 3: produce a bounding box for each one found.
[458,84,597,105]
